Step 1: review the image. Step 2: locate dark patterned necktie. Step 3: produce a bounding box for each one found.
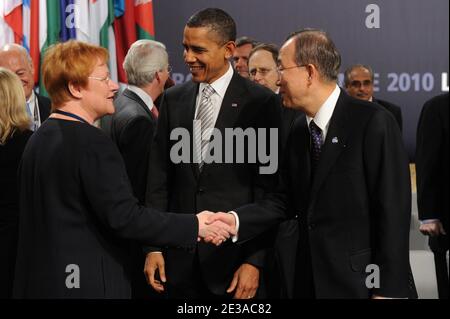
[309,120,323,174]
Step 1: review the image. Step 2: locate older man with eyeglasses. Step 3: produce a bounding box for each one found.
[344,64,403,131]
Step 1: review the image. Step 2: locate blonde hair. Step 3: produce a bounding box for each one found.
[0,67,30,144]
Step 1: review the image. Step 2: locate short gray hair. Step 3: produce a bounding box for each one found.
[123,40,168,87]
[0,43,33,65]
[286,29,341,82]
[344,64,374,87]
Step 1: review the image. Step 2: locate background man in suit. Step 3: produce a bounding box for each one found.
[0,44,51,130]
[248,43,280,93]
[102,39,170,298]
[213,29,413,298]
[344,64,403,131]
[232,36,258,78]
[416,93,449,299]
[144,8,280,299]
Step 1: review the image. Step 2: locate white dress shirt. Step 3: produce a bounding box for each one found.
[306,84,341,141]
[127,85,155,112]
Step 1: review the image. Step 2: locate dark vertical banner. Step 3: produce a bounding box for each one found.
[153,0,449,160]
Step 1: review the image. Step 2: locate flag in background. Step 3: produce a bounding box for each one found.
[4,0,23,44]
[0,0,155,95]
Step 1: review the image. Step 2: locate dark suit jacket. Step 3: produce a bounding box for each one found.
[266,103,301,298]
[373,98,403,131]
[13,119,197,299]
[416,93,449,250]
[237,91,412,298]
[109,89,158,204]
[36,93,51,123]
[146,71,281,295]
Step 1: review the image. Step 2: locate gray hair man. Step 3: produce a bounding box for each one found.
[0,44,51,130]
[104,39,171,298]
[344,64,402,131]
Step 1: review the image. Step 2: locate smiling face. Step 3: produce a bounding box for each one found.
[277,38,310,109]
[183,26,234,83]
[80,60,119,119]
[0,50,34,100]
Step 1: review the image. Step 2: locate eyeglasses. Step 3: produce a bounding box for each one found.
[349,80,372,88]
[166,65,172,73]
[249,67,275,78]
[276,64,308,73]
[88,75,111,83]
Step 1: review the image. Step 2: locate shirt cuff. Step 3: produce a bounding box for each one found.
[420,219,440,225]
[228,211,240,243]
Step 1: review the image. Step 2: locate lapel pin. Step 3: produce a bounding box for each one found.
[231,103,238,107]
[332,137,339,144]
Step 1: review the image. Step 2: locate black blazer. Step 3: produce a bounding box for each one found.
[237,91,412,298]
[416,93,449,235]
[146,71,281,295]
[13,119,198,298]
[36,93,51,123]
[109,89,158,204]
[373,98,403,131]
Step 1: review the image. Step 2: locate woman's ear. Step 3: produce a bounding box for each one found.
[68,82,83,99]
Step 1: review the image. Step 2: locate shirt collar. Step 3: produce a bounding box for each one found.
[127,85,154,110]
[306,84,341,131]
[199,62,234,98]
[27,90,36,104]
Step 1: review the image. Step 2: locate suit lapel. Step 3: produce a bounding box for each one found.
[180,82,201,179]
[123,89,154,119]
[214,72,246,134]
[310,92,350,199]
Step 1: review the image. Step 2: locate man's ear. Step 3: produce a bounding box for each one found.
[68,82,83,99]
[224,41,236,60]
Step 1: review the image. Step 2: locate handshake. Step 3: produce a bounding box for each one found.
[196,211,237,246]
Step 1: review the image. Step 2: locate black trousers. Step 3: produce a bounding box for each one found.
[0,220,18,299]
[430,235,449,299]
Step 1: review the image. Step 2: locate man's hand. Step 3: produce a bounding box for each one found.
[419,220,446,237]
[204,212,237,243]
[226,263,260,299]
[197,211,236,245]
[143,252,166,293]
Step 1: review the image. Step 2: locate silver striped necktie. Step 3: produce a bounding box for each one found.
[195,84,216,170]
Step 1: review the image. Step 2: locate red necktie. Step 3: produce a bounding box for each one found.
[151,105,159,119]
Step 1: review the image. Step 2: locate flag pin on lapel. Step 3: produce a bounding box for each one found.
[231,103,238,107]
[332,136,339,144]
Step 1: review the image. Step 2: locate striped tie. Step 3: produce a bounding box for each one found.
[195,85,215,170]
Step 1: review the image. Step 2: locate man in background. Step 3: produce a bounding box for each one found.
[232,36,258,78]
[416,93,449,299]
[0,44,51,130]
[103,39,170,298]
[344,64,402,131]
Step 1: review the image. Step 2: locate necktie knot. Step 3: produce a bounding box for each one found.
[202,84,215,100]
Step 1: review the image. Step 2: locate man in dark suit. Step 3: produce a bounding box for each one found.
[212,29,413,298]
[101,40,170,298]
[144,8,280,299]
[0,44,51,129]
[105,39,168,204]
[416,93,449,299]
[344,64,403,131]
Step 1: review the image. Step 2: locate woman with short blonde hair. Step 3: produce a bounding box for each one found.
[0,67,30,144]
[0,67,32,298]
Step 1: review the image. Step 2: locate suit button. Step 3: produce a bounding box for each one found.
[308,223,315,230]
[294,214,299,219]
[197,188,204,194]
